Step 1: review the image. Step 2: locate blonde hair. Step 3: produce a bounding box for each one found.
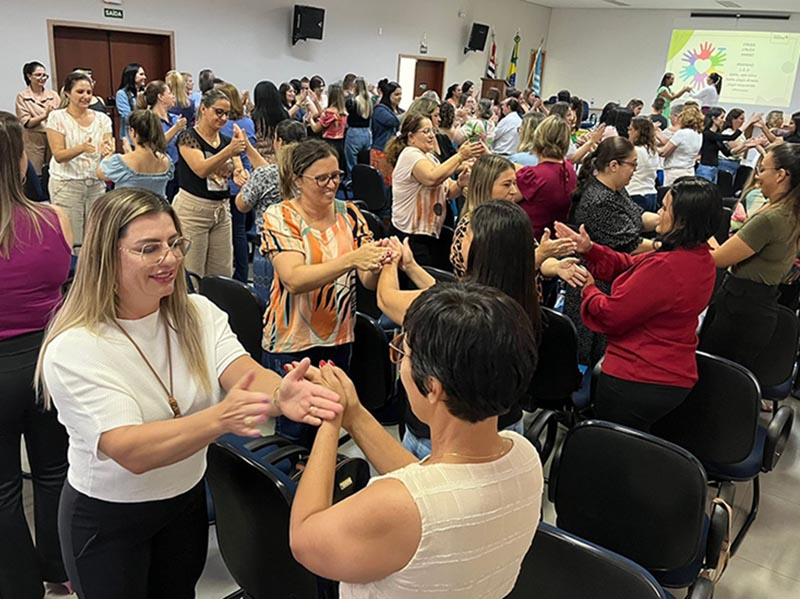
[218,83,245,120]
[533,115,570,159]
[679,106,704,133]
[353,77,373,120]
[464,155,515,216]
[35,189,211,404]
[166,70,190,108]
[518,112,545,154]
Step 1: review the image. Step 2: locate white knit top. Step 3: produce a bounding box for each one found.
[339,431,543,598]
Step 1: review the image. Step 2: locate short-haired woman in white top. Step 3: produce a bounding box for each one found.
[46,71,114,248]
[657,104,704,186]
[290,282,543,599]
[37,188,342,599]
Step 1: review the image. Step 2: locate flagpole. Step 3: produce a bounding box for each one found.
[526,38,544,90]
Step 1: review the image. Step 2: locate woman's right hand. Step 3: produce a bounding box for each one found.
[80,137,96,155]
[228,126,247,155]
[554,222,593,254]
[216,370,273,437]
[458,141,484,161]
[350,242,390,271]
[319,363,364,431]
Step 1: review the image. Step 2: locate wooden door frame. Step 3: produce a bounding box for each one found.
[396,53,447,87]
[47,19,175,86]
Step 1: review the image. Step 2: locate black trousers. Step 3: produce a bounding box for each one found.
[0,330,68,599]
[59,480,208,599]
[699,274,780,377]
[594,372,691,433]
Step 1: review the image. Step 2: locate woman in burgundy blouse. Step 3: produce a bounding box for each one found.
[555,177,721,432]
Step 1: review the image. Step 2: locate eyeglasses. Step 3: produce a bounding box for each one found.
[302,171,344,187]
[388,332,408,364]
[619,161,639,169]
[416,128,435,136]
[31,73,49,80]
[212,108,230,119]
[120,237,192,266]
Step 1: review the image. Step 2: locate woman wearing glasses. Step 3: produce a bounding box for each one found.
[386,113,483,268]
[36,188,342,599]
[16,61,60,176]
[261,139,391,447]
[173,89,249,277]
[701,143,800,377]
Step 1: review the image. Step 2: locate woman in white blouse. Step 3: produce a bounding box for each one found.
[290,282,543,599]
[46,72,113,248]
[658,104,704,186]
[37,188,342,599]
[691,72,722,109]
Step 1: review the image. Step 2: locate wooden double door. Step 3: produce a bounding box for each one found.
[51,23,173,141]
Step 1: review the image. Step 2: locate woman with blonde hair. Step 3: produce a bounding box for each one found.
[659,104,703,185]
[36,188,342,599]
[0,111,73,599]
[166,70,195,126]
[509,111,545,167]
[344,77,372,178]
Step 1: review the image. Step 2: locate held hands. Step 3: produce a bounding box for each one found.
[554,222,593,254]
[217,369,273,437]
[538,227,577,260]
[458,141,484,161]
[277,358,343,426]
[176,116,188,131]
[228,124,247,155]
[351,241,393,272]
[386,236,417,271]
[318,362,363,430]
[100,137,114,158]
[233,167,250,188]
[555,257,589,288]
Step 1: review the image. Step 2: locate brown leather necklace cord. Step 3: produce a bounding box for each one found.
[114,316,181,418]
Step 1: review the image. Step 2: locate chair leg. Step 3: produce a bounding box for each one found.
[731,476,760,555]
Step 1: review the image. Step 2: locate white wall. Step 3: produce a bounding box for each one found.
[545,9,800,115]
[0,0,551,112]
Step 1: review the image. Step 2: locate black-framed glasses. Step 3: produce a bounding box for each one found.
[388,332,407,364]
[302,171,344,187]
[120,237,192,266]
[212,108,230,119]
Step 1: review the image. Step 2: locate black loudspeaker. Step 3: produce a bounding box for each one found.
[464,23,490,54]
[292,5,325,45]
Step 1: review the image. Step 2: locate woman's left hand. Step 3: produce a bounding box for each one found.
[539,227,577,259]
[277,358,343,426]
[555,257,589,288]
[581,269,596,289]
[233,168,250,187]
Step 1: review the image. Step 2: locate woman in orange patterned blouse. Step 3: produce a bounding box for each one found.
[261,139,392,446]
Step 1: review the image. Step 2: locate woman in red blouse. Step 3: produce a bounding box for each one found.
[554,177,721,432]
[310,83,347,174]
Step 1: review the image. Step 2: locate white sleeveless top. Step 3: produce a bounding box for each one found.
[339,431,543,599]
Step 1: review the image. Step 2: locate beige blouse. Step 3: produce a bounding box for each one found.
[15,88,60,133]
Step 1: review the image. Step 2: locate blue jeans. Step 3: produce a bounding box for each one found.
[401,418,525,460]
[262,344,353,448]
[253,251,274,307]
[630,193,658,212]
[229,196,249,283]
[696,164,718,184]
[344,127,372,179]
[718,159,740,179]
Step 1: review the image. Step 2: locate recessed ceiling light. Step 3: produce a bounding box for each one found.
[716,0,742,7]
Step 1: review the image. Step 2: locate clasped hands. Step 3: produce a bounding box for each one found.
[552,221,595,289]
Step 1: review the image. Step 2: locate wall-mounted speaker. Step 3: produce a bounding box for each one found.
[293,5,325,45]
[464,23,490,54]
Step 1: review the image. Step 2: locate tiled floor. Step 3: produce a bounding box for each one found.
[30,397,800,598]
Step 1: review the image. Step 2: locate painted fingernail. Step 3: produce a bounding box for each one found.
[319,360,325,367]
[283,364,290,373]
[329,360,336,366]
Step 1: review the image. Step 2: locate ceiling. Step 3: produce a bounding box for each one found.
[525,0,800,12]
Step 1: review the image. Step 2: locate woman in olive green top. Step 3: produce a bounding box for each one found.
[701,143,800,373]
[656,73,691,119]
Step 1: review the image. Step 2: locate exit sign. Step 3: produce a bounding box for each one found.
[104,7,123,19]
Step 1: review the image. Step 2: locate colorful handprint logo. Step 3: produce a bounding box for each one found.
[680,41,727,89]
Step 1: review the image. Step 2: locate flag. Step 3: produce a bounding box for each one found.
[532,41,544,96]
[507,30,520,87]
[486,32,497,78]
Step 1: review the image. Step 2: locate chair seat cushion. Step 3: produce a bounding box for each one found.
[761,377,793,401]
[703,426,765,481]
[654,516,708,588]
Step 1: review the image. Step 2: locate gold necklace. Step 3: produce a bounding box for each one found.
[427,438,512,464]
[114,316,181,418]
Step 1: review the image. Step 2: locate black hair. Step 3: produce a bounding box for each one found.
[613,107,634,139]
[275,119,307,144]
[708,72,723,94]
[652,97,666,111]
[505,97,521,116]
[570,96,584,120]
[127,110,167,154]
[599,102,619,126]
[466,201,541,339]
[439,102,455,129]
[557,89,572,103]
[704,106,726,131]
[445,83,460,100]
[289,79,302,94]
[723,108,744,131]
[278,82,294,109]
[659,177,721,251]
[378,79,401,110]
[571,136,635,219]
[117,63,143,95]
[506,88,521,100]
[403,281,537,423]
[198,69,215,93]
[462,80,474,96]
[23,61,45,85]
[309,75,325,91]
[660,72,674,87]
[252,81,290,143]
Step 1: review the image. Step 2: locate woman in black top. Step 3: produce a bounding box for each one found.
[696,107,757,184]
[343,77,372,179]
[173,89,250,277]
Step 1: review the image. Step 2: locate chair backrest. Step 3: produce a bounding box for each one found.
[716,170,734,198]
[524,307,583,411]
[421,265,457,283]
[714,206,733,245]
[652,351,759,464]
[199,275,264,362]
[656,186,669,206]
[352,164,388,212]
[416,225,455,273]
[206,442,317,599]
[721,197,739,212]
[551,421,708,577]
[751,305,800,387]
[733,165,753,195]
[506,523,669,599]
[351,312,394,410]
[361,209,387,240]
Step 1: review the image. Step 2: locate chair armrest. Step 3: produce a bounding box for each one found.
[706,498,731,570]
[525,409,558,466]
[263,446,308,472]
[244,434,294,453]
[686,576,714,599]
[763,406,794,472]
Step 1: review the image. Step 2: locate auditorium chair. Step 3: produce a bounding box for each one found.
[351,164,389,213]
[199,275,264,362]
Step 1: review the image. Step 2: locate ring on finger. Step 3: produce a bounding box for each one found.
[308,405,316,416]
[244,416,254,426]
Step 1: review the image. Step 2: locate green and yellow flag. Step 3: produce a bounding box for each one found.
[507,30,521,86]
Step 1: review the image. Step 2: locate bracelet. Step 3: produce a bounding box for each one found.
[272,386,282,414]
